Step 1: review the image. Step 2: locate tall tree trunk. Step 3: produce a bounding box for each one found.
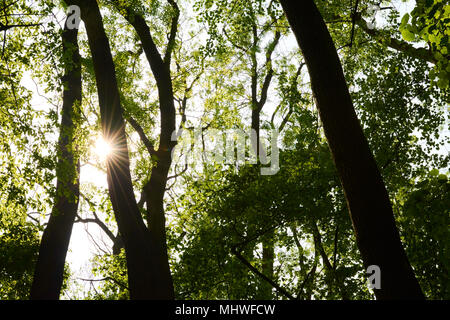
[279,0,424,299]
[72,0,173,299]
[246,21,279,299]
[144,151,173,299]
[30,20,81,300]
[121,8,178,298]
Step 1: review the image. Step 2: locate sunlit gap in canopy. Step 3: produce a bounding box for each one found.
[93,135,113,162]
[90,130,131,177]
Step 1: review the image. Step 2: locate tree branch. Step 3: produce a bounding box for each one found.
[231,245,294,300]
[163,0,180,65]
[355,14,436,64]
[0,22,41,32]
[349,0,360,48]
[126,116,157,156]
[257,30,281,111]
[78,277,129,291]
[311,220,348,299]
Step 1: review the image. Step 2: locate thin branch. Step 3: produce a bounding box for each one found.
[167,162,188,181]
[177,60,204,134]
[297,262,317,300]
[77,193,117,244]
[163,0,180,65]
[222,26,247,52]
[257,30,281,110]
[332,224,339,270]
[83,222,110,255]
[77,277,129,291]
[349,0,360,48]
[311,220,348,300]
[231,246,294,300]
[0,0,19,13]
[272,63,304,131]
[279,107,293,132]
[290,224,304,268]
[311,221,333,271]
[126,116,157,156]
[0,22,42,32]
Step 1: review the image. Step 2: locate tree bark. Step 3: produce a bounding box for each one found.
[120,6,179,298]
[279,0,424,300]
[30,20,81,300]
[72,0,173,299]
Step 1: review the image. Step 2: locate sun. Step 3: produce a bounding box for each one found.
[93,136,113,161]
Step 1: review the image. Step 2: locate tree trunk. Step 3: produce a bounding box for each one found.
[145,151,173,298]
[279,0,424,300]
[30,20,81,300]
[260,231,274,299]
[247,22,278,299]
[72,0,173,299]
[122,9,178,298]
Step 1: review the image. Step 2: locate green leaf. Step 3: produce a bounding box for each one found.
[401,28,416,41]
[430,169,440,176]
[401,13,410,26]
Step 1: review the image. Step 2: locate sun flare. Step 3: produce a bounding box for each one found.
[94,136,113,161]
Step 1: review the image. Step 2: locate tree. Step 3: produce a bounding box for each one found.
[0,0,447,301]
[194,0,287,298]
[113,0,180,298]
[278,0,423,299]
[70,0,173,299]
[30,16,82,300]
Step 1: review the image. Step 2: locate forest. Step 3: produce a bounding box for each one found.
[0,0,448,301]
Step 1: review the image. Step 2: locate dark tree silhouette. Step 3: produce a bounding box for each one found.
[71,0,174,299]
[30,18,81,300]
[279,0,424,300]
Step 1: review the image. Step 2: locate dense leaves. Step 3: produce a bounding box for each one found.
[0,221,39,299]
[399,0,450,88]
[0,0,448,300]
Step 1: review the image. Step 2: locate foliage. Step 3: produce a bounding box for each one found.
[0,219,39,299]
[0,0,448,300]
[396,172,450,299]
[400,0,450,88]
[87,250,129,300]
